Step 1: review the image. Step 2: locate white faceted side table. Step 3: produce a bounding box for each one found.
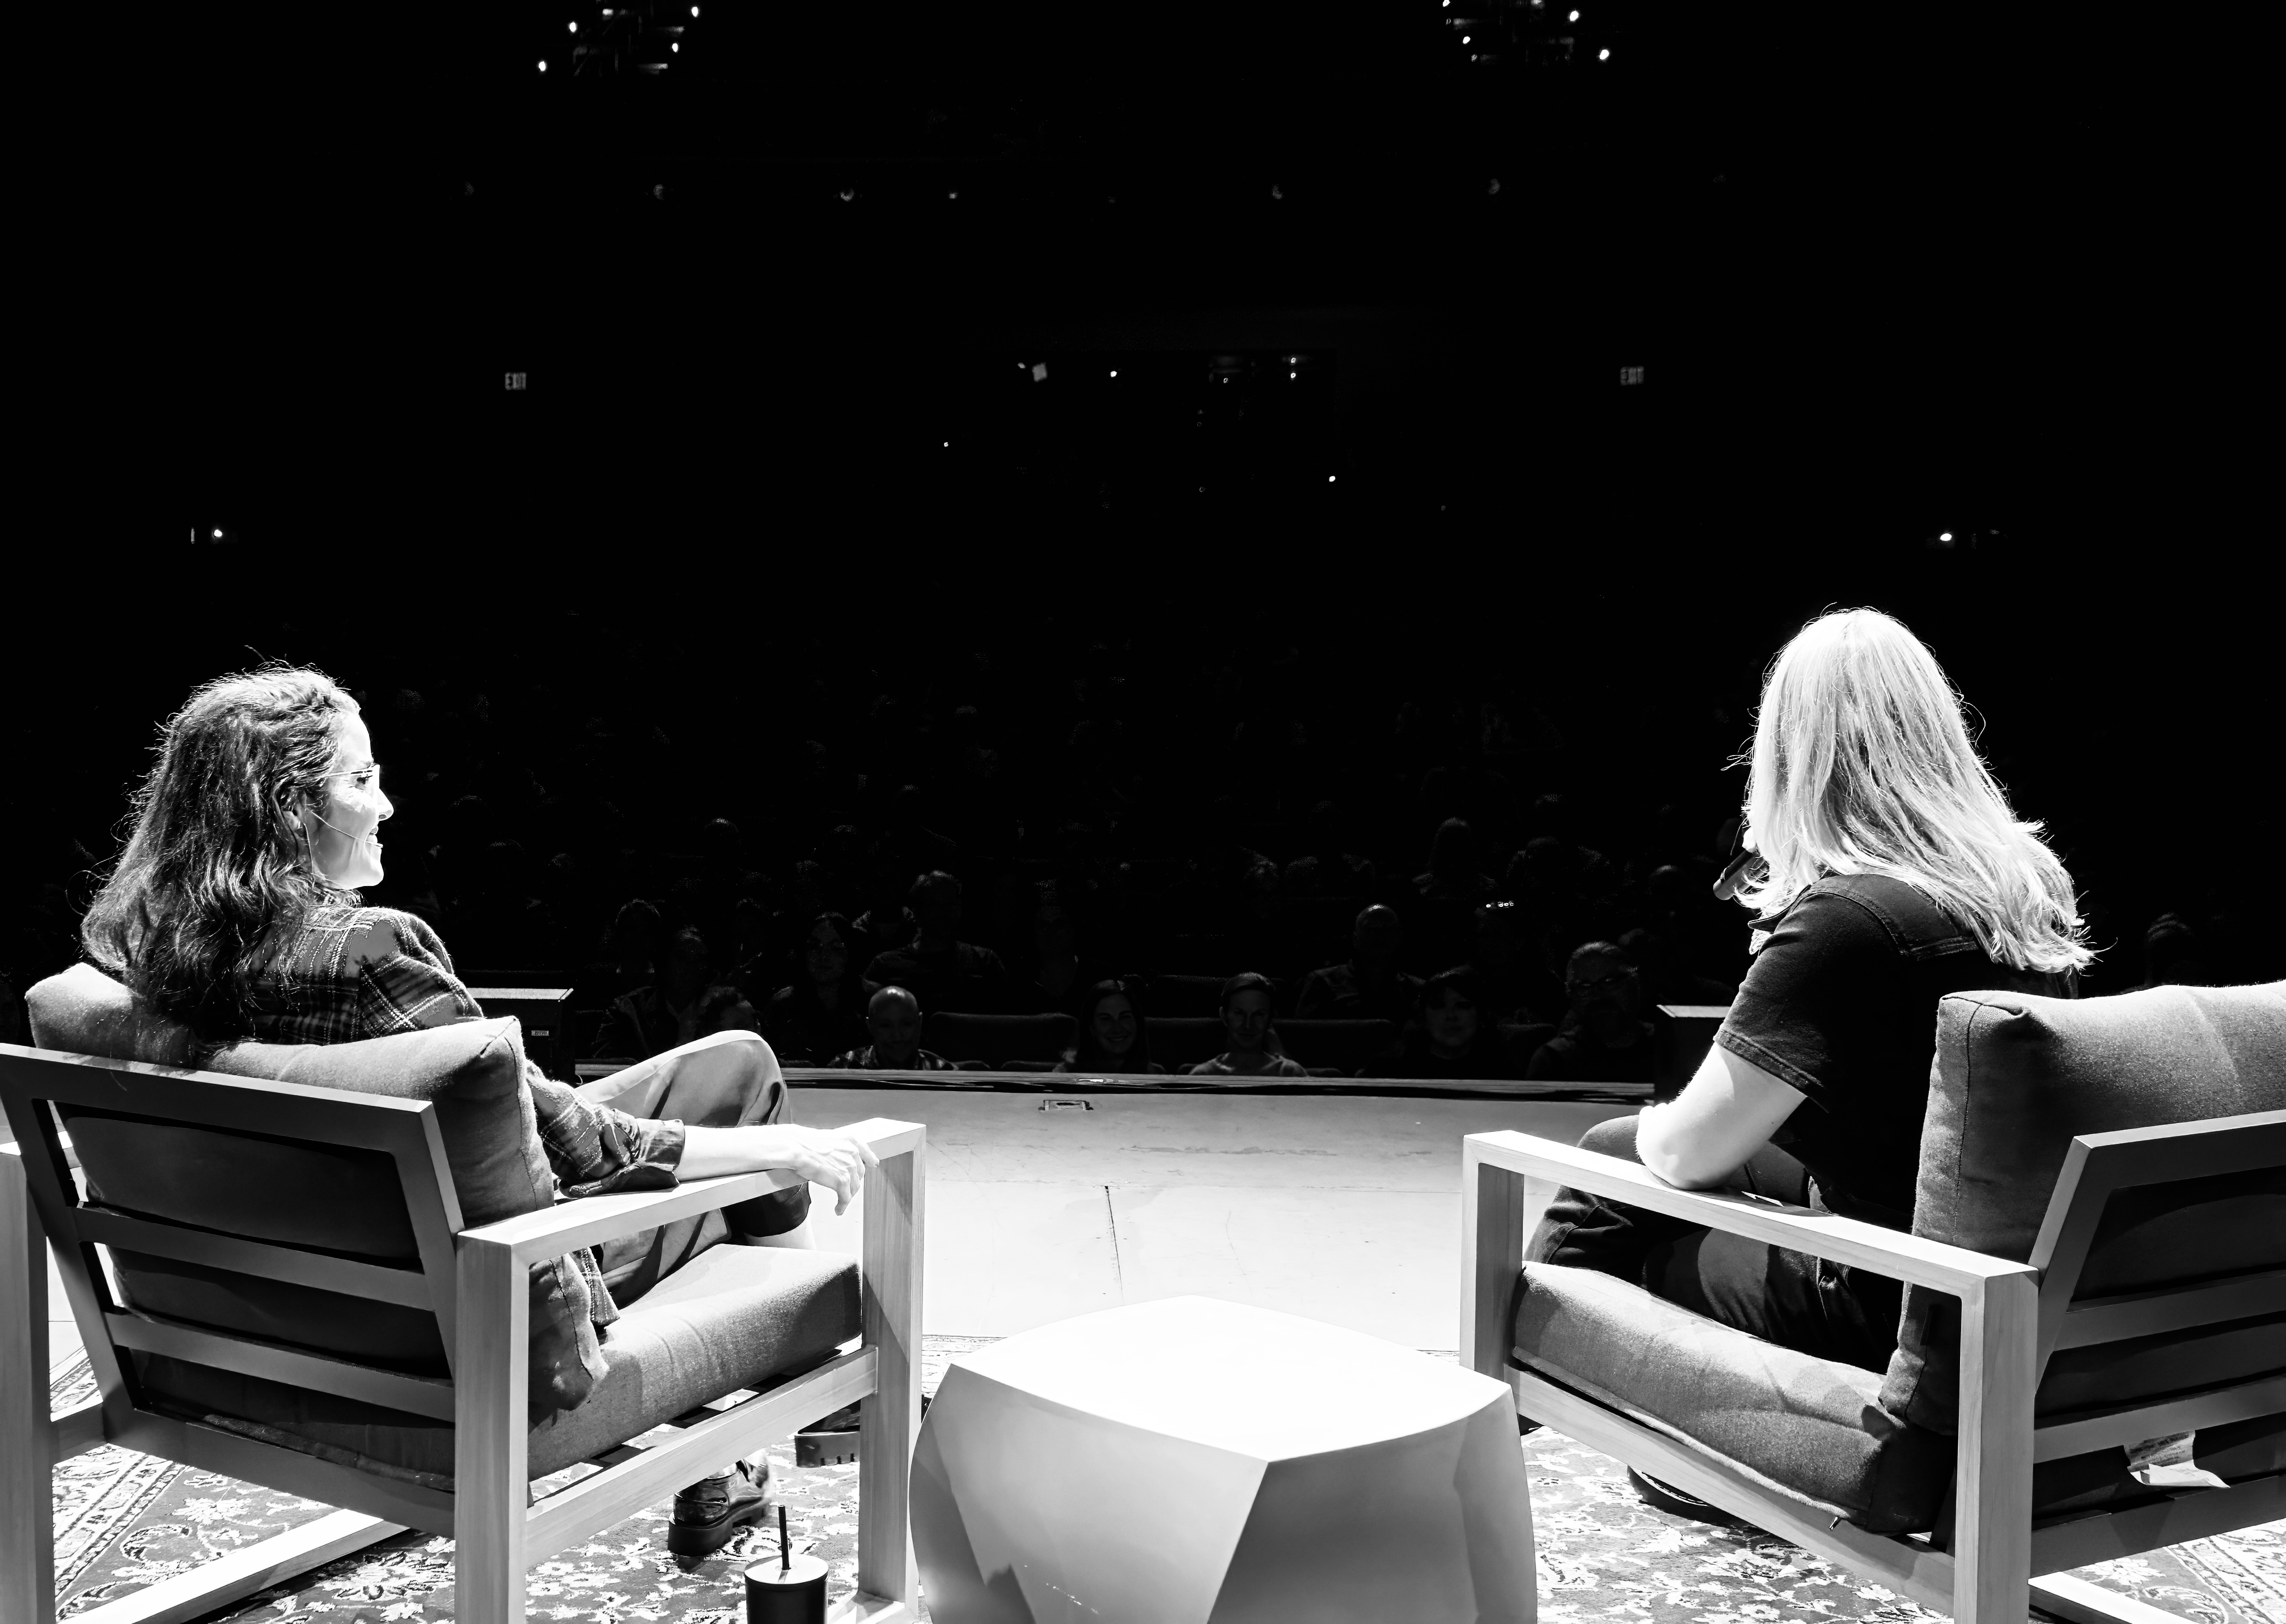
[911,1295,1536,1623]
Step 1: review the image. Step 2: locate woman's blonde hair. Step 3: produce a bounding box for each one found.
[1733,608,2094,975]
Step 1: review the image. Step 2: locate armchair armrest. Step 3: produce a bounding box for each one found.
[464,1118,928,1267]
[1465,1130,2034,1299]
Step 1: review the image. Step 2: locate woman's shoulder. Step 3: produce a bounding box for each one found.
[1786,874,1978,960]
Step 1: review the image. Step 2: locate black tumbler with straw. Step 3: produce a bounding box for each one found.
[744,1505,827,1624]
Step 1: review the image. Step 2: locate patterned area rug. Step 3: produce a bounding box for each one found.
[53,1343,2284,1623]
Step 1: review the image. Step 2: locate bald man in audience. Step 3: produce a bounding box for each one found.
[828,984,960,1071]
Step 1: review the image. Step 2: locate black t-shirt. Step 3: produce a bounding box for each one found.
[1714,872,2077,1229]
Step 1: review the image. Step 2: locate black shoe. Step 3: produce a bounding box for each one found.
[793,1393,932,1467]
[795,1403,862,1467]
[1627,1468,1743,1527]
[667,1460,772,1561]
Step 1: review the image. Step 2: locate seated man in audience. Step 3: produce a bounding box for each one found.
[1525,940,1659,1086]
[1294,904,1422,1024]
[1373,967,1525,1080]
[596,926,756,1061]
[1185,972,1308,1079]
[862,870,1011,1014]
[828,983,959,1071]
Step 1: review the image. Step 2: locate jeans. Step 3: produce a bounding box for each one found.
[1526,1114,1903,1373]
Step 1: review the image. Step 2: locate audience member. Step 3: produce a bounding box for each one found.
[1373,968,1526,1080]
[1184,972,1309,1078]
[1022,887,1095,1011]
[828,984,959,1071]
[1470,900,1564,1025]
[578,897,665,1010]
[1615,926,1737,1008]
[1295,904,1423,1023]
[1281,800,1379,897]
[1057,980,1167,1075]
[2129,913,2212,990]
[874,784,960,881]
[1409,817,1500,973]
[863,870,1011,1013]
[850,868,918,961]
[1226,856,1306,977]
[760,913,870,1065]
[1525,940,1659,1085]
[595,926,756,1061]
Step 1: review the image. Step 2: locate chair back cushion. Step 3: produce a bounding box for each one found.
[26,964,607,1417]
[1880,980,2286,1432]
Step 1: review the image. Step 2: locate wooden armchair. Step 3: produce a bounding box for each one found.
[1,1038,924,1624]
[1461,982,2285,1624]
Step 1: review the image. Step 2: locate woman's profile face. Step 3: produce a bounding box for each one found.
[302,712,392,888]
[1092,993,1137,1055]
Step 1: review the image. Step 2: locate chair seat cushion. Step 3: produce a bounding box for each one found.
[134,1244,862,1486]
[1513,1262,2286,1537]
[1513,1262,1951,1533]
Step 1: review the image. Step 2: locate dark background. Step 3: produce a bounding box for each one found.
[7,0,2271,1011]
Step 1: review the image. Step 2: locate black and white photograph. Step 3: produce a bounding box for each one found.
[5,5,2279,1623]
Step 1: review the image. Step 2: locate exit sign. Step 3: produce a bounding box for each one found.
[505,371,528,391]
[1619,366,1645,386]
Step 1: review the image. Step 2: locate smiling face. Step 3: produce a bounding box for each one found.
[1091,992,1137,1055]
[302,712,392,888]
[867,988,922,1064]
[1222,988,1273,1053]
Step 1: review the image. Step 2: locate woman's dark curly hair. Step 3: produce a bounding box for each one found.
[81,664,361,1039]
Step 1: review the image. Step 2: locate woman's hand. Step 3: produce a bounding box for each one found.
[679,1123,882,1214]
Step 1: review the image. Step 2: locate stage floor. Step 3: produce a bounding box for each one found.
[40,1089,1632,1364]
[788,1087,1632,1349]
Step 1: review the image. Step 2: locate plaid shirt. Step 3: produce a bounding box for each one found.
[234,904,685,1322]
[827,1045,961,1071]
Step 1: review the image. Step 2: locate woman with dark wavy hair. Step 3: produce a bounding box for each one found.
[79,664,878,1562]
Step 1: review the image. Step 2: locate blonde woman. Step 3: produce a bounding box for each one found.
[1523,609,2090,1517]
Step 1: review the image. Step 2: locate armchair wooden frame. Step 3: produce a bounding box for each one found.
[1460,1116,2286,1624]
[0,1042,925,1624]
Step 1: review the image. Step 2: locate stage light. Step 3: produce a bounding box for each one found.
[1110,370,1118,377]
[1462,34,1470,43]
[1598,46,1610,58]
[1940,531,1954,542]
[568,21,576,31]
[1569,8,1578,16]
[672,41,679,49]
[1327,476,1336,482]
[537,58,547,70]
[213,528,223,538]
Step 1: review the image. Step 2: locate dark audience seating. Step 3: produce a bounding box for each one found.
[1276,1019,1402,1076]
[925,1011,1078,1067]
[1144,1017,1229,1071]
[1148,974,1295,1017]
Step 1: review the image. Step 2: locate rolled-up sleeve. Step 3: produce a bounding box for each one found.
[527,1070,687,1199]
[1712,889,1894,1108]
